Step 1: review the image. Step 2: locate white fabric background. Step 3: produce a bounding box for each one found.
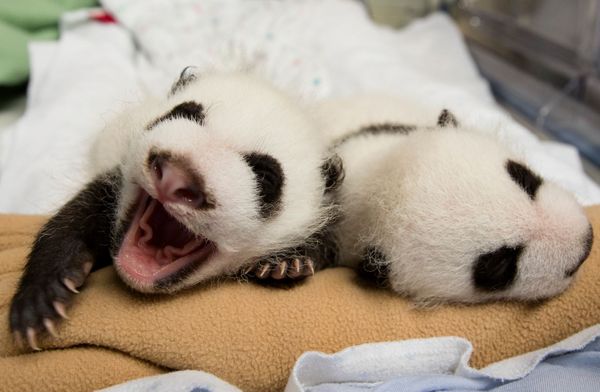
[1,0,599,213]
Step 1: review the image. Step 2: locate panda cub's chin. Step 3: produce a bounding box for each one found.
[115,189,217,292]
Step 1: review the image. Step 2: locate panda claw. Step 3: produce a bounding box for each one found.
[82,261,93,276]
[242,264,255,276]
[287,259,302,278]
[43,318,58,338]
[271,261,288,279]
[63,278,79,294]
[53,301,69,319]
[305,259,315,276]
[257,264,271,279]
[26,328,40,351]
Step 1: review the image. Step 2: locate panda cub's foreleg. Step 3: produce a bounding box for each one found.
[9,170,120,350]
[243,227,340,284]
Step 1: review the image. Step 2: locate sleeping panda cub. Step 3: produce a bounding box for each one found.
[9,69,343,349]
[319,99,593,304]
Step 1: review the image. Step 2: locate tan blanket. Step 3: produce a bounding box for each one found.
[1,207,599,392]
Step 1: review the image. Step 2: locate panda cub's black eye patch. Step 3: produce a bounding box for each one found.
[147,101,205,130]
[506,160,543,200]
[243,153,285,219]
[473,245,523,291]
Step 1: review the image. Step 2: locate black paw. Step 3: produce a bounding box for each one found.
[242,256,316,284]
[9,261,92,350]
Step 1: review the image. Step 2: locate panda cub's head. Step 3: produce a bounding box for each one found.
[104,69,337,293]
[469,158,593,300]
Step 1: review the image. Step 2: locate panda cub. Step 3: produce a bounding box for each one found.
[318,98,593,304]
[9,69,343,349]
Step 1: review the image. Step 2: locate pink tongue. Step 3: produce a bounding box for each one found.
[154,240,205,266]
[137,199,204,266]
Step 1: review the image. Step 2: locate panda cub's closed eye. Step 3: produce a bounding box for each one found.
[147,101,205,130]
[506,160,543,200]
[243,153,285,219]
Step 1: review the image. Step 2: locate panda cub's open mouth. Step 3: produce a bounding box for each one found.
[116,191,216,288]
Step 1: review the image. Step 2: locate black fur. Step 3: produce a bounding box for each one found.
[321,153,345,193]
[506,160,543,200]
[147,101,205,130]
[358,246,390,287]
[437,109,459,128]
[243,152,285,219]
[334,123,417,147]
[111,192,143,258]
[169,66,198,96]
[9,169,121,337]
[566,225,594,277]
[473,245,523,291]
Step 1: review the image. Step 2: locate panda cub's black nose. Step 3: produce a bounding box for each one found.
[148,151,209,209]
[566,225,594,277]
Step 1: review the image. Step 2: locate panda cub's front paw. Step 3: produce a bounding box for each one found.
[243,256,316,283]
[9,261,92,350]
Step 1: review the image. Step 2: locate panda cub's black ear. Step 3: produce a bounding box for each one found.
[169,66,199,96]
[321,153,345,193]
[437,109,459,128]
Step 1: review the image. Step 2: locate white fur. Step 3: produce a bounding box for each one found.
[315,97,592,303]
[91,72,334,292]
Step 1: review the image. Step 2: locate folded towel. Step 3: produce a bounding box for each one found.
[285,324,600,392]
[1,206,599,391]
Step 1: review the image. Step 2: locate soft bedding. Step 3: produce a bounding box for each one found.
[0,0,599,213]
[0,206,599,391]
[98,324,600,392]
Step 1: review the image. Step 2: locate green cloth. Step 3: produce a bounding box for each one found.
[0,0,98,86]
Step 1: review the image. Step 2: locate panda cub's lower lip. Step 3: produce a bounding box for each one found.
[115,191,216,285]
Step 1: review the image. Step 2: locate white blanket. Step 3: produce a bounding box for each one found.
[285,324,600,391]
[99,370,242,392]
[1,0,599,213]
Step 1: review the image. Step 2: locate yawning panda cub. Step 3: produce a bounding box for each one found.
[9,69,343,349]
